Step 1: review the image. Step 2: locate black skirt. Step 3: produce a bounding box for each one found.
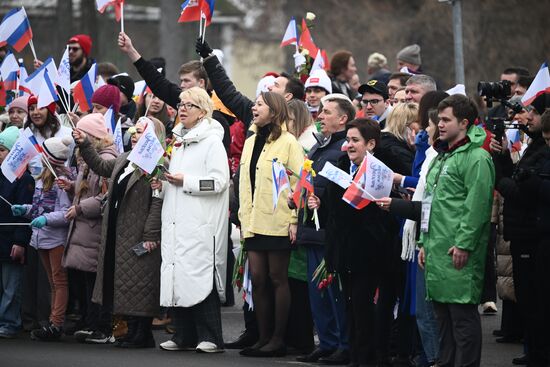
[244,234,291,251]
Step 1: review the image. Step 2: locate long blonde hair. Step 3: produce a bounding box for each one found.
[38,163,71,192]
[382,102,419,141]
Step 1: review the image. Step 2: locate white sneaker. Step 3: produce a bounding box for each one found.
[159,340,195,351]
[196,341,224,353]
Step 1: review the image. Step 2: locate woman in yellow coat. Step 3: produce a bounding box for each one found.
[238,92,304,357]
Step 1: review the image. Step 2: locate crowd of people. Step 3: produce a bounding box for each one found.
[0,29,549,367]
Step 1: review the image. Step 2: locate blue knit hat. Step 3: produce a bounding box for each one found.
[0,126,20,150]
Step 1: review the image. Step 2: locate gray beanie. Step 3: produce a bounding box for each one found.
[397,44,421,66]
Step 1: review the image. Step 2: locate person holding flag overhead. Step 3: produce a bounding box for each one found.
[72,115,164,349]
[307,118,397,366]
[0,126,35,339]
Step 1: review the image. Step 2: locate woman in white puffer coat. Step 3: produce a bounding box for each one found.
[156,87,229,353]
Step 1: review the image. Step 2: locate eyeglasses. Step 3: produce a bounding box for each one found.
[176,102,200,111]
[68,46,81,52]
[361,99,383,107]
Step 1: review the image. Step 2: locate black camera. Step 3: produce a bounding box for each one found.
[478,80,512,107]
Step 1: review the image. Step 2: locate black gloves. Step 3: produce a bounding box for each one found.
[196,38,213,59]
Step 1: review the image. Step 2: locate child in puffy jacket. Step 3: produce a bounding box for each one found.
[0,127,35,338]
[11,136,74,341]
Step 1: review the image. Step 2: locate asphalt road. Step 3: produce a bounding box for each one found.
[0,296,522,367]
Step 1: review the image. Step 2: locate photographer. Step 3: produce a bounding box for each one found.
[491,92,549,367]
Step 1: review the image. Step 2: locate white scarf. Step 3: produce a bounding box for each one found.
[401,146,438,261]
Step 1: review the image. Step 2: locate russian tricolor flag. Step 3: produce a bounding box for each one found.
[178,0,215,26]
[96,0,124,21]
[521,62,550,106]
[280,17,298,47]
[272,160,290,210]
[0,52,19,91]
[73,63,97,112]
[37,72,58,109]
[0,7,33,52]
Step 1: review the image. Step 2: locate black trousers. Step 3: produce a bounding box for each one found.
[376,258,416,361]
[343,272,378,365]
[21,246,50,328]
[285,277,314,352]
[511,240,549,366]
[432,302,481,367]
[81,270,111,334]
[480,224,497,303]
[172,289,224,348]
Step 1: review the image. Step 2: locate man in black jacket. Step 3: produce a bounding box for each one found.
[195,38,305,128]
[290,94,356,364]
[117,32,231,154]
[492,92,550,367]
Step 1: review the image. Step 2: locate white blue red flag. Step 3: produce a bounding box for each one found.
[1,129,39,182]
[37,72,58,109]
[57,47,71,94]
[0,7,33,52]
[103,106,116,133]
[178,0,215,26]
[0,52,19,91]
[272,160,290,210]
[342,152,393,209]
[96,0,124,21]
[280,17,298,47]
[521,62,550,106]
[24,58,58,96]
[18,65,30,96]
[73,63,97,112]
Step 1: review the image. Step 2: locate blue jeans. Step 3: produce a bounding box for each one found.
[307,246,348,351]
[0,262,24,335]
[415,265,440,364]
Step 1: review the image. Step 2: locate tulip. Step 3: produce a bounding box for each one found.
[306,12,316,21]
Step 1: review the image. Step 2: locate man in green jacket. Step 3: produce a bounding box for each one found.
[418,94,495,367]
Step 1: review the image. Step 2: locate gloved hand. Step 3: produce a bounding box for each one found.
[30,216,47,229]
[195,37,213,58]
[293,53,307,71]
[11,205,28,217]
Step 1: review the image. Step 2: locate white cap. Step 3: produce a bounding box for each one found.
[305,69,332,94]
[256,75,276,98]
[321,93,352,105]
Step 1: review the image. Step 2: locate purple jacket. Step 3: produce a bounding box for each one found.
[25,183,72,250]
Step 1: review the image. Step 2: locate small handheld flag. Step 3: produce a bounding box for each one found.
[0,52,19,91]
[73,63,97,112]
[0,7,33,53]
[127,117,165,174]
[272,159,290,210]
[280,17,298,48]
[1,131,38,182]
[521,62,550,106]
[37,72,58,109]
[299,18,318,57]
[178,0,215,26]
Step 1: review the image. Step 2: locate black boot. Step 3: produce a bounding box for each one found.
[119,317,155,349]
[115,316,138,347]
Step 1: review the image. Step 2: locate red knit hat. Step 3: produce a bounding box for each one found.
[27,95,57,115]
[68,34,92,57]
[91,85,121,114]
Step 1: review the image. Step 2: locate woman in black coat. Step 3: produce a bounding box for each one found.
[308,118,397,366]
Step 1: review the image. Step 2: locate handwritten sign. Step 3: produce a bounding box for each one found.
[1,134,39,182]
[318,161,352,189]
[127,119,164,174]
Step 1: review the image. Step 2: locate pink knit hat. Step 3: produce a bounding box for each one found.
[77,113,109,139]
[91,85,121,114]
[8,96,28,112]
